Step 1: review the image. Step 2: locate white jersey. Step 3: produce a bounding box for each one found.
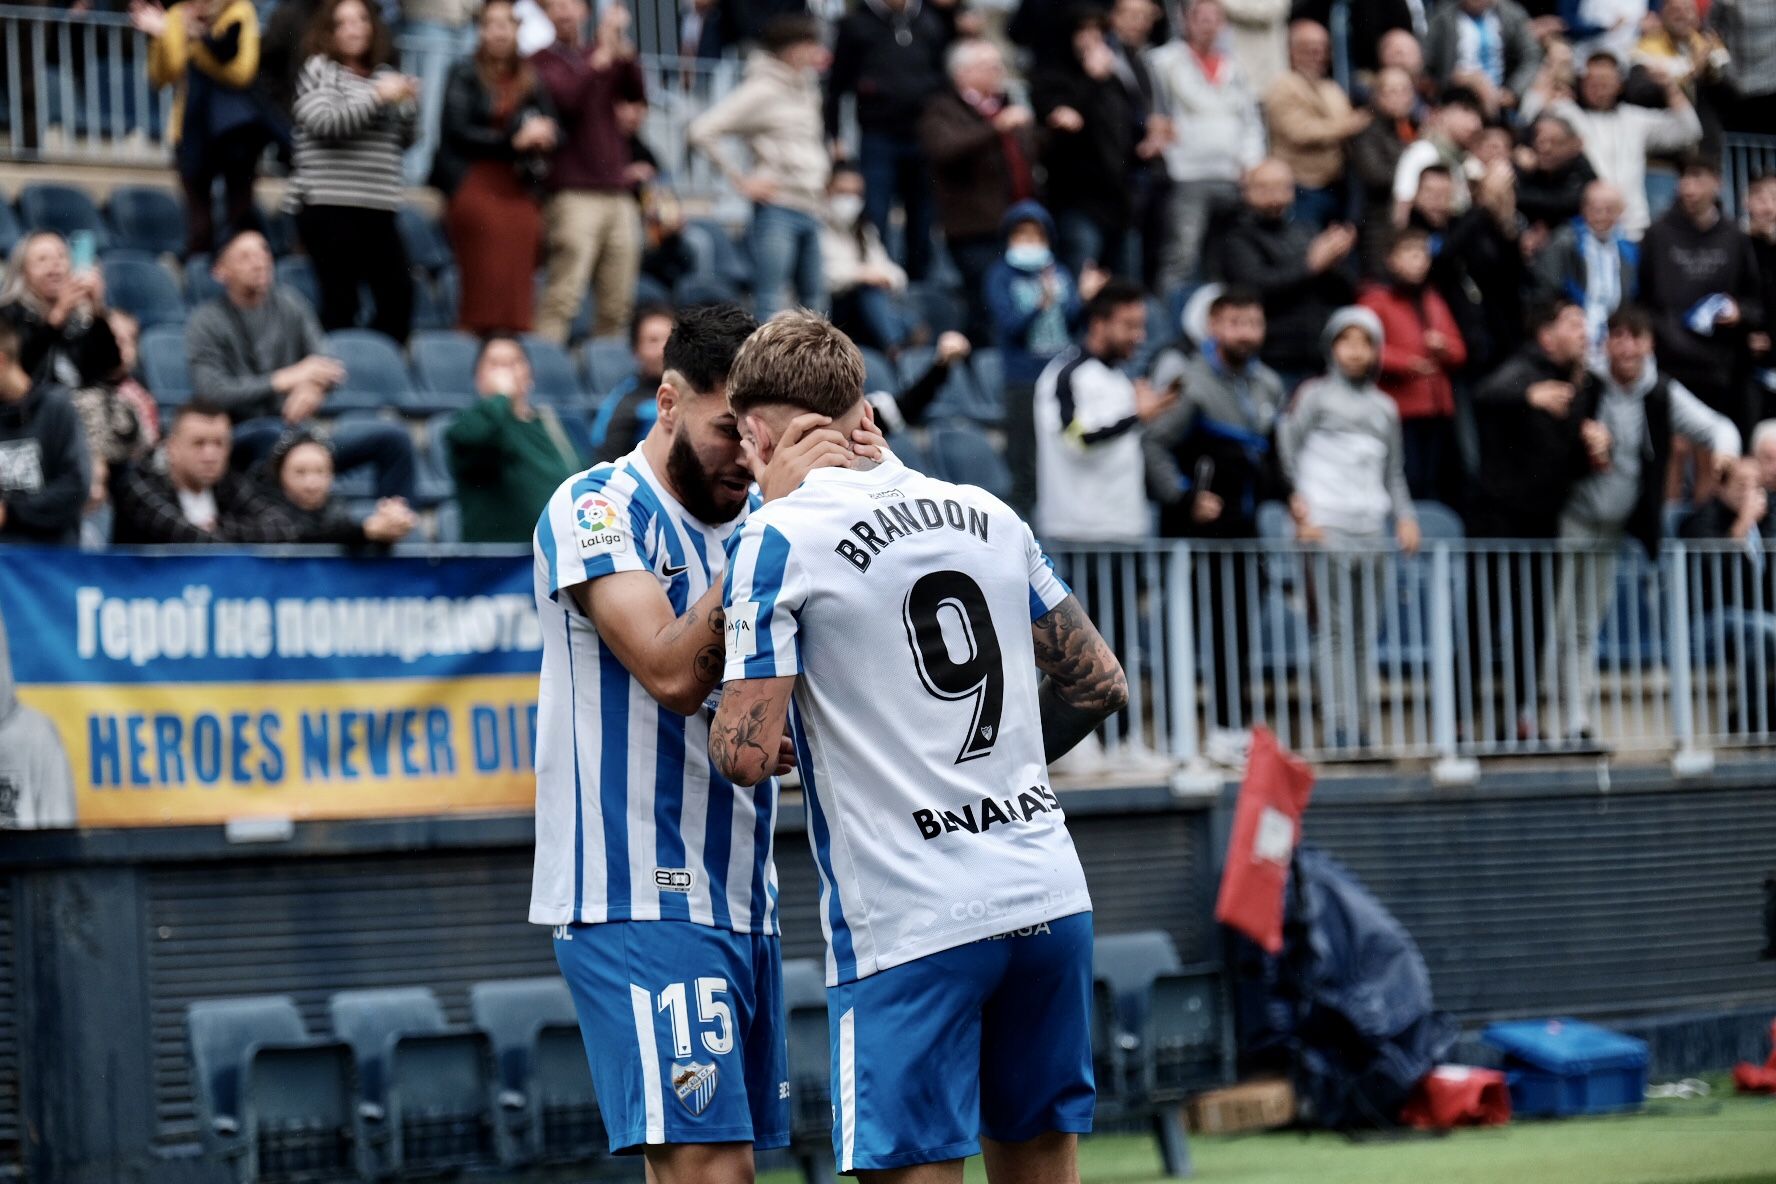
[722,451,1091,984]
[531,448,779,934]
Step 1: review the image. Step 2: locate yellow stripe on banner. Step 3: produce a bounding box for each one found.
[18,675,540,827]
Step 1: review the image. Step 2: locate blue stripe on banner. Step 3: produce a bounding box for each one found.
[653,704,689,921]
[598,639,632,916]
[565,625,586,920]
[749,777,772,933]
[702,765,735,930]
[792,708,853,976]
[745,525,793,679]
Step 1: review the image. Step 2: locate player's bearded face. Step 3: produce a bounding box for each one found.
[667,394,752,525]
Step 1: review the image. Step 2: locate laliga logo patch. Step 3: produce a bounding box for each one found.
[575,495,628,554]
[672,1060,719,1115]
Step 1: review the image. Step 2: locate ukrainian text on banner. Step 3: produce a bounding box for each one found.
[0,547,540,828]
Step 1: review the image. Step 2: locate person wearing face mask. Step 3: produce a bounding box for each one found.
[820,162,911,356]
[985,201,1107,518]
[262,428,416,547]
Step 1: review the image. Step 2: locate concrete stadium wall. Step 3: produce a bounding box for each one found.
[3,769,1773,1181]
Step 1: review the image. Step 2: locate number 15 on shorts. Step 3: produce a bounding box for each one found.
[652,977,735,1059]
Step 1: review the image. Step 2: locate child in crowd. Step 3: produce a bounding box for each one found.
[1279,306,1420,749]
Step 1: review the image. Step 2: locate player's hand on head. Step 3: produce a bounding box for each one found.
[755,412,858,502]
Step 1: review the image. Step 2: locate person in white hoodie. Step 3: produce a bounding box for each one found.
[687,14,832,319]
[1145,0,1267,291]
[1279,306,1419,750]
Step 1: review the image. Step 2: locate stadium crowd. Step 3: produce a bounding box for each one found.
[0,0,1775,743]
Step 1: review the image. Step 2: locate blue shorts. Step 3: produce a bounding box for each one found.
[554,920,790,1154]
[827,911,1095,1172]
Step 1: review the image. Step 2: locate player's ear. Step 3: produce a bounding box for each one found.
[655,372,683,431]
[745,413,775,463]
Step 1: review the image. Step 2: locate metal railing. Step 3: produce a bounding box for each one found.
[0,5,168,162]
[1722,132,1776,217]
[1049,537,1776,777]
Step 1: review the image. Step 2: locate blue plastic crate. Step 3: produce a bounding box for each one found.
[1481,1018,1648,1117]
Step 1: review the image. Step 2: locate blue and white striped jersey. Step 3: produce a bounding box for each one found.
[530,448,779,934]
[722,451,1092,985]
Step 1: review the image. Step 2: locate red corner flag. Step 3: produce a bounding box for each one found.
[1214,727,1316,954]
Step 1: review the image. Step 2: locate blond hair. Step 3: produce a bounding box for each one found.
[726,310,866,420]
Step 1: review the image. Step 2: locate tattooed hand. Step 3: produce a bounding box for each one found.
[1032,596,1129,715]
[709,675,797,786]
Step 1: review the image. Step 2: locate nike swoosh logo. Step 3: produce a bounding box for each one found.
[662,563,689,578]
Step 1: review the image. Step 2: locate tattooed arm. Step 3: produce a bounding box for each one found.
[571,575,727,716]
[709,676,797,787]
[1031,595,1130,763]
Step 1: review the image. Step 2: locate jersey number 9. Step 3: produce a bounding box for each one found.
[902,570,1006,764]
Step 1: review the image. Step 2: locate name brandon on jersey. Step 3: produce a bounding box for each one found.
[834,496,990,573]
[912,784,1062,841]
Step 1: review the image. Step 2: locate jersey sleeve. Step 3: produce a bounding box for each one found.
[535,470,651,600]
[1024,521,1072,621]
[722,517,805,681]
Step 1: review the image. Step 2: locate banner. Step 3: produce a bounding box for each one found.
[0,547,541,828]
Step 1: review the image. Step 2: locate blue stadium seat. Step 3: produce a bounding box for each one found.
[898,347,1004,424]
[673,274,739,307]
[520,334,585,410]
[139,324,191,404]
[411,270,456,332]
[397,204,453,275]
[102,251,184,328]
[17,183,109,249]
[325,329,414,412]
[328,987,501,1175]
[410,330,480,413]
[183,254,223,308]
[858,346,897,396]
[186,995,361,1180]
[467,978,598,1164]
[581,336,634,397]
[634,272,672,309]
[1415,500,1464,540]
[906,282,965,337]
[786,1003,833,1165]
[107,185,185,256]
[682,218,752,291]
[1092,930,1182,1038]
[928,424,1012,502]
[276,255,320,312]
[415,414,460,508]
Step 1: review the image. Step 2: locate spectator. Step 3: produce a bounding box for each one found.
[113,400,299,544]
[431,0,558,336]
[72,311,160,546]
[1349,65,1421,272]
[1030,8,1139,278]
[0,317,87,546]
[262,429,417,546]
[826,0,951,282]
[1221,0,1291,94]
[1521,43,1702,240]
[1744,174,1776,383]
[987,201,1103,517]
[444,335,584,543]
[1640,157,1764,438]
[1105,0,1172,287]
[532,0,648,343]
[1293,0,1419,79]
[137,0,282,255]
[1142,286,1288,757]
[917,38,1039,346]
[0,232,121,390]
[288,0,419,343]
[262,0,322,117]
[1278,306,1419,748]
[1377,26,1429,93]
[187,230,415,500]
[1551,304,1739,740]
[1358,229,1467,499]
[688,14,832,320]
[1563,0,1648,64]
[1630,0,1731,157]
[1264,20,1368,230]
[1533,180,1637,357]
[403,0,479,53]
[1391,86,1484,225]
[1513,113,1598,232]
[1678,454,1776,730]
[1214,157,1357,392]
[1707,0,1776,134]
[1468,299,1598,739]
[1409,161,1526,379]
[640,185,697,295]
[820,163,911,357]
[1146,0,1267,292]
[589,302,673,462]
[866,330,973,437]
[1035,280,1172,542]
[1425,0,1542,117]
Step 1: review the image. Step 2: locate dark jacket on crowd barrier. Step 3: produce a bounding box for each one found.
[824,0,951,140]
[112,457,299,545]
[429,57,558,198]
[1213,210,1355,378]
[1638,201,1764,422]
[1516,152,1599,230]
[1469,344,1591,535]
[917,89,1040,241]
[0,381,87,544]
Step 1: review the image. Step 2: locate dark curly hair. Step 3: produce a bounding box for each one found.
[304,0,394,70]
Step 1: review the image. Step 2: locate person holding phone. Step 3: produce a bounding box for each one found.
[0,231,120,389]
